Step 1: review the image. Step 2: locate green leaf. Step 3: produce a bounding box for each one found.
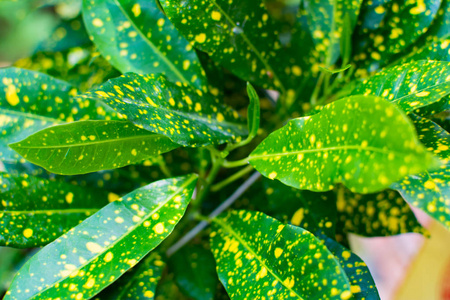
[169,245,218,300]
[82,0,207,90]
[210,210,352,300]
[0,172,109,248]
[319,64,352,74]
[83,73,247,147]
[10,120,179,175]
[4,175,197,300]
[0,67,118,163]
[99,252,165,300]
[250,95,438,193]
[304,0,363,66]
[160,0,301,93]
[392,115,450,230]
[351,60,450,115]
[246,83,260,142]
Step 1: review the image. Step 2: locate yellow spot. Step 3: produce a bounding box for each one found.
[153,222,165,234]
[342,251,351,260]
[108,193,119,202]
[144,291,154,298]
[309,134,316,144]
[132,3,141,17]
[350,285,362,294]
[268,172,277,180]
[75,293,83,300]
[424,180,436,190]
[157,18,165,27]
[291,208,304,226]
[211,11,222,21]
[195,33,207,43]
[183,60,190,70]
[292,66,302,76]
[410,3,426,15]
[274,248,283,258]
[66,192,74,204]
[283,277,295,289]
[427,202,437,213]
[92,18,103,27]
[115,217,124,224]
[216,113,225,122]
[84,278,95,289]
[6,85,19,106]
[375,5,385,14]
[21,180,28,187]
[131,149,137,156]
[23,228,33,238]
[371,52,381,60]
[104,252,113,262]
[89,135,96,141]
[86,242,103,253]
[416,91,430,97]
[81,136,87,141]
[340,290,352,300]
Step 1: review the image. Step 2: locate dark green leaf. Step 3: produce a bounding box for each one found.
[83,73,247,147]
[4,175,197,300]
[210,210,353,300]
[249,95,438,193]
[392,115,450,230]
[10,120,179,175]
[169,245,218,300]
[246,83,260,142]
[0,172,109,248]
[82,0,207,90]
[351,60,450,115]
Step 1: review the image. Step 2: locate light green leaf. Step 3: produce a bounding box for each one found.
[246,83,260,142]
[210,210,352,300]
[82,0,207,90]
[249,95,439,193]
[0,67,118,163]
[0,172,109,248]
[10,120,179,175]
[351,60,450,115]
[83,73,247,147]
[4,175,197,300]
[392,115,450,230]
[319,64,352,74]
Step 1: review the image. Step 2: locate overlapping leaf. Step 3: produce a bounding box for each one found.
[0,172,108,248]
[0,68,118,163]
[82,0,207,90]
[250,95,438,193]
[83,73,247,147]
[392,116,450,230]
[10,120,179,175]
[4,175,197,300]
[351,60,450,115]
[210,210,352,300]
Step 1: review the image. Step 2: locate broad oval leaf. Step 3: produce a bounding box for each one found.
[351,60,450,115]
[0,172,108,248]
[4,175,197,300]
[0,67,118,163]
[210,210,352,300]
[249,95,439,193]
[9,120,179,175]
[82,0,207,90]
[83,73,247,147]
[392,115,450,230]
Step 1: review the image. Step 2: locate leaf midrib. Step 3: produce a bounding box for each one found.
[213,218,304,299]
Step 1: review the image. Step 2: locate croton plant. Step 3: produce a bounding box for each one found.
[1,0,450,299]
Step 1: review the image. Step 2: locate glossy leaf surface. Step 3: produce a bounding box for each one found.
[392,116,450,230]
[0,172,108,248]
[5,175,197,300]
[246,83,260,142]
[84,73,247,147]
[82,0,207,90]
[210,210,352,300]
[250,96,438,193]
[352,60,450,115]
[10,120,179,175]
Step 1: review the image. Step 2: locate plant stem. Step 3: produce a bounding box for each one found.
[166,171,261,257]
[223,157,249,168]
[211,165,254,192]
[192,154,224,211]
[156,156,172,178]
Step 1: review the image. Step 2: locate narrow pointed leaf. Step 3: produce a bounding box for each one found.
[0,172,109,248]
[4,175,197,300]
[351,60,450,115]
[82,0,207,90]
[0,67,118,163]
[83,73,247,147]
[10,120,179,175]
[250,95,438,193]
[392,116,450,230]
[246,83,260,142]
[210,210,352,300]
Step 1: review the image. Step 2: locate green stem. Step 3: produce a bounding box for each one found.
[223,157,250,168]
[211,165,254,192]
[310,71,325,106]
[192,155,224,212]
[156,156,172,178]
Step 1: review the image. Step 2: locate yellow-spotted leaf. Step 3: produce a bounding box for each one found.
[210,210,352,300]
[0,172,109,248]
[4,175,197,300]
[9,120,179,175]
[351,60,450,115]
[83,73,247,147]
[392,115,450,230]
[82,0,207,90]
[0,67,118,163]
[249,95,439,193]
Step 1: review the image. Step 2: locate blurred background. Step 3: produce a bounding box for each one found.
[0,1,450,299]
